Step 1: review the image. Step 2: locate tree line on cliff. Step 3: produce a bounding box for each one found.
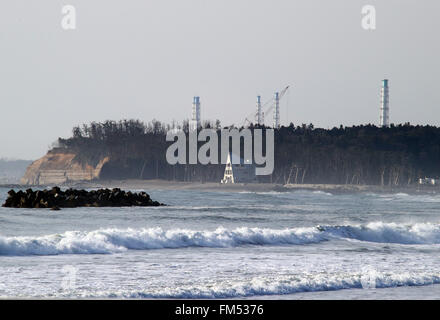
[55,119,440,186]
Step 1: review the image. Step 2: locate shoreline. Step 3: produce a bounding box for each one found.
[2,179,440,195]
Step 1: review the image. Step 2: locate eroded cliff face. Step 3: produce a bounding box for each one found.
[21,151,109,185]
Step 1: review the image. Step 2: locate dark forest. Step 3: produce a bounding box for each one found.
[55,119,440,186]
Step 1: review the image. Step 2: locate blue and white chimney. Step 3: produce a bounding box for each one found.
[191,96,201,131]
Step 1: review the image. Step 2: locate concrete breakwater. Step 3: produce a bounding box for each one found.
[2,187,165,209]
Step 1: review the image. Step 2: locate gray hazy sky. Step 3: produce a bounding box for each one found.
[0,0,439,159]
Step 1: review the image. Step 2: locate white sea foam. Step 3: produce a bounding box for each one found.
[312,190,333,196]
[371,192,440,203]
[1,222,440,256]
[54,271,440,299]
[322,221,440,245]
[238,191,288,195]
[0,226,324,256]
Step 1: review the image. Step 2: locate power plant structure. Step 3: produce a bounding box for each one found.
[190,96,201,131]
[255,95,263,126]
[243,85,290,128]
[379,79,390,127]
[192,86,290,130]
[190,80,391,133]
[273,92,280,129]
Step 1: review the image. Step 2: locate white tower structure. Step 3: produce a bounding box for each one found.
[256,95,262,126]
[379,79,390,127]
[273,92,280,128]
[191,96,201,131]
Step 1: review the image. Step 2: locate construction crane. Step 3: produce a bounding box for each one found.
[240,85,290,128]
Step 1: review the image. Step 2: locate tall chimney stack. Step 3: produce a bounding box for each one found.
[274,92,280,129]
[380,79,390,127]
[256,95,262,126]
[191,96,201,131]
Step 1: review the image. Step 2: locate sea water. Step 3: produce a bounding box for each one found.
[1,187,440,299]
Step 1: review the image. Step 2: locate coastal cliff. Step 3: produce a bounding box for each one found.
[18,119,440,186]
[21,151,109,185]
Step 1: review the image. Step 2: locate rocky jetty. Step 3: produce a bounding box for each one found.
[2,187,165,209]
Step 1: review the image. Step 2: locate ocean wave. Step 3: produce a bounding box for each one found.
[51,271,440,299]
[321,221,440,245]
[238,191,289,195]
[0,226,324,256]
[367,192,440,203]
[1,222,440,256]
[312,190,333,196]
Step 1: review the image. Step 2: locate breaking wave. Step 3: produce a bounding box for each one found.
[1,222,440,256]
[41,272,440,299]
